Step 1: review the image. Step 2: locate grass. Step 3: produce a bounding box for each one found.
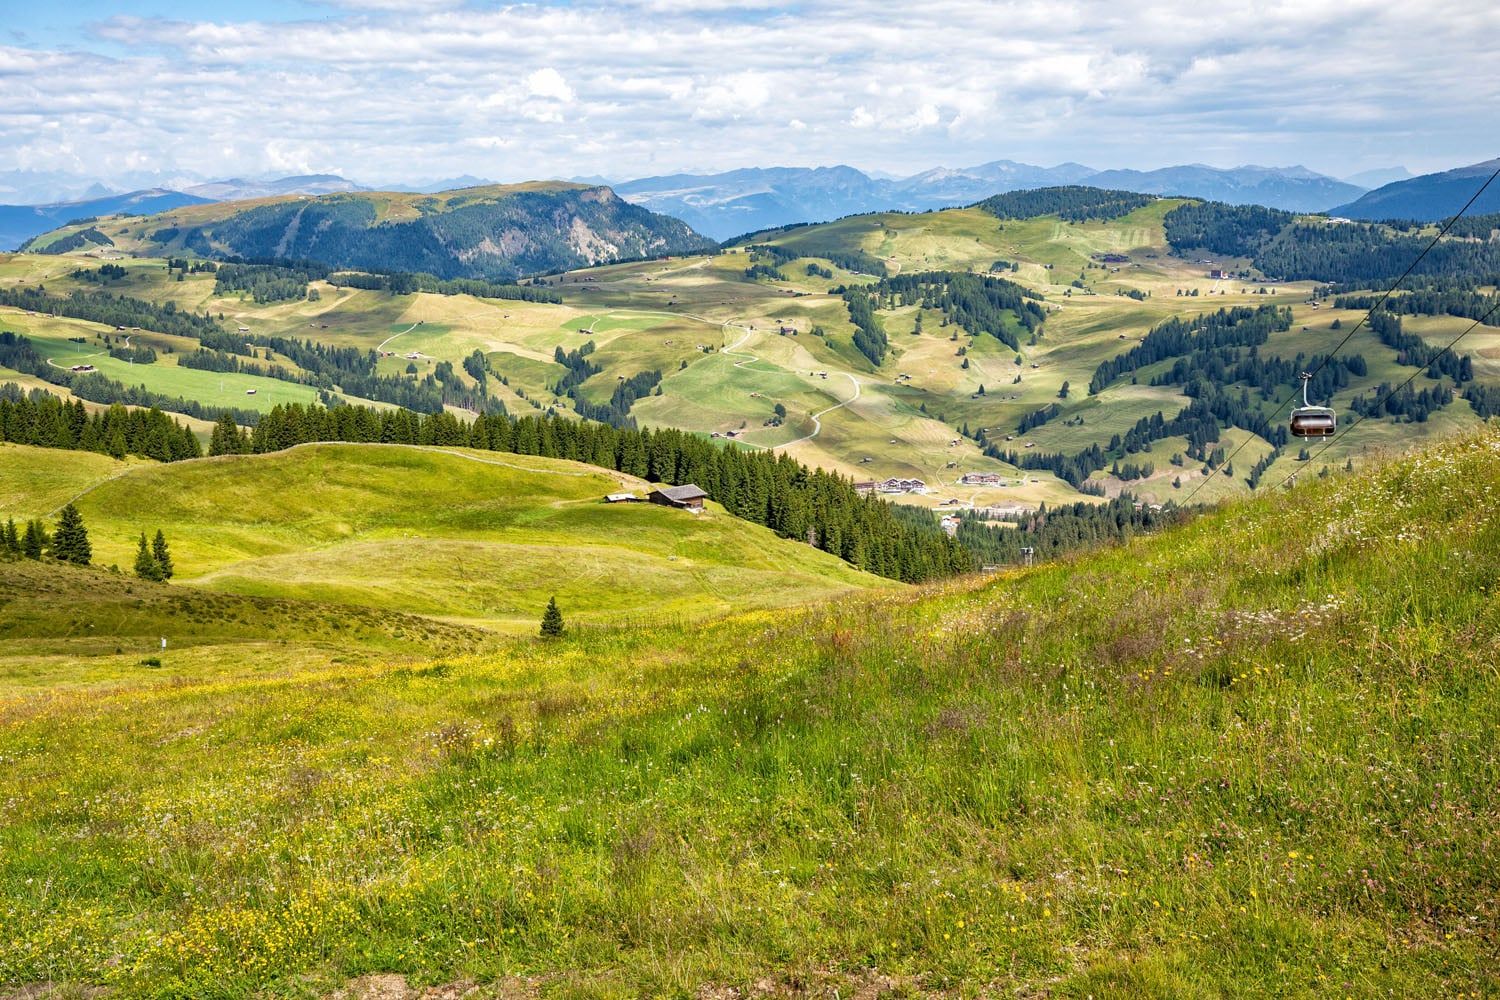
[1,307,327,413]
[0,428,1495,996]
[0,442,886,633]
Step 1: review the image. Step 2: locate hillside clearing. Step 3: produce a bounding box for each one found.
[0,442,887,633]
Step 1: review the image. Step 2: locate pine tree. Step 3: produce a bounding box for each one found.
[539,596,564,638]
[134,533,163,581]
[51,504,91,565]
[209,413,243,456]
[152,529,174,580]
[21,520,45,560]
[1,518,18,558]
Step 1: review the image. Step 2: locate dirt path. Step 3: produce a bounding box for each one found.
[376,323,422,353]
[719,322,863,449]
[720,324,779,374]
[780,371,861,448]
[45,346,106,370]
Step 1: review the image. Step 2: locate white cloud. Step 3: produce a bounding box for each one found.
[1,0,1495,186]
[525,67,575,103]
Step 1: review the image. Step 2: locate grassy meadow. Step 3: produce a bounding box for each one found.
[0,428,1495,997]
[0,442,885,634]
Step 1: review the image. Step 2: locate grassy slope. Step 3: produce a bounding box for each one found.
[1,430,1495,996]
[0,442,885,633]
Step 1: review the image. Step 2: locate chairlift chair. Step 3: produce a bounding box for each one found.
[1290,372,1336,438]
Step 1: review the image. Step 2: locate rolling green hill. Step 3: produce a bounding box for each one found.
[27,182,715,280]
[0,441,888,636]
[1,428,1495,996]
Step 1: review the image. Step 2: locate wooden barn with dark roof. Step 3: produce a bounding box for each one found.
[647,484,708,511]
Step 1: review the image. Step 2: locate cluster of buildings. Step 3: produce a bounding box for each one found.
[854,477,927,495]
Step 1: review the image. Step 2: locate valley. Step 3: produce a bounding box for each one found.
[6,192,1497,520]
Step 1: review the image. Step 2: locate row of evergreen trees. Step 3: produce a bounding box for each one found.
[203,402,969,582]
[1333,286,1500,325]
[214,262,325,303]
[977,186,1156,223]
[0,285,220,340]
[1367,310,1475,384]
[1162,200,1500,285]
[954,497,1185,564]
[1089,305,1293,394]
[863,271,1046,351]
[842,286,889,366]
[0,386,202,462]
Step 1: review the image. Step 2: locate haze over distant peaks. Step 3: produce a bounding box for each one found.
[383,175,500,194]
[0,188,212,252]
[1341,166,1413,189]
[614,160,1369,239]
[1080,164,1365,213]
[182,174,368,201]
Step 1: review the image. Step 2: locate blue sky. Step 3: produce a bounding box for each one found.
[1,0,1497,196]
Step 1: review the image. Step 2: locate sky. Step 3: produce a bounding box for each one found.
[2,0,1498,193]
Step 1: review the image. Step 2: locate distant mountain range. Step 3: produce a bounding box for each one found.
[1332,159,1500,221]
[11,158,1496,257]
[25,183,714,280]
[0,175,374,251]
[181,174,367,201]
[614,161,1373,239]
[0,189,212,253]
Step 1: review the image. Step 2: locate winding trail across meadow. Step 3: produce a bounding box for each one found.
[718,323,862,449]
[779,371,860,448]
[376,322,422,353]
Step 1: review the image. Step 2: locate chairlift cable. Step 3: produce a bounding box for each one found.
[1177,160,1500,506]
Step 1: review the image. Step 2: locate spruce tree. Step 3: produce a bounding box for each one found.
[152,530,174,580]
[539,596,564,638]
[21,520,44,560]
[134,533,162,581]
[1,518,18,558]
[52,504,91,565]
[209,413,243,456]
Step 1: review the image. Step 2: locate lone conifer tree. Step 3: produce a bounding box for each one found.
[52,504,91,565]
[539,596,565,638]
[21,520,44,560]
[152,530,174,580]
[134,533,163,581]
